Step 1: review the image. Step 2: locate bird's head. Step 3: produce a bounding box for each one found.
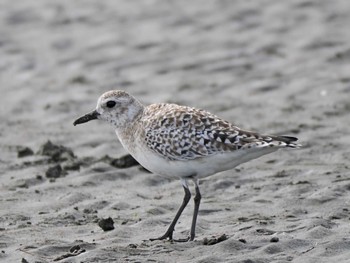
[73,90,144,128]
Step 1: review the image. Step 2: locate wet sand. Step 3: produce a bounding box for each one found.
[1,0,350,262]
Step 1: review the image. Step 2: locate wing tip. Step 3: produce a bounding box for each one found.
[281,136,301,148]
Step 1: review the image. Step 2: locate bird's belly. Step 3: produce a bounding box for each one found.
[132,148,194,178]
[131,147,278,179]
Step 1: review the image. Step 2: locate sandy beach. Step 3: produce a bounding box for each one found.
[1,0,350,262]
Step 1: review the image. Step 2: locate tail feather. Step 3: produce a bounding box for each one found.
[271,135,301,148]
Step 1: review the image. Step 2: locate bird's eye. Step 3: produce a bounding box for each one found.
[106,101,116,108]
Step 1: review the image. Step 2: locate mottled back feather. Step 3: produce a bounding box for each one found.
[142,103,298,161]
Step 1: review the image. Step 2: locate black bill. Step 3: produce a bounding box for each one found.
[73,110,100,126]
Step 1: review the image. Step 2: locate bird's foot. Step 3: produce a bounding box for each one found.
[150,231,190,242]
[149,230,173,241]
[173,237,190,242]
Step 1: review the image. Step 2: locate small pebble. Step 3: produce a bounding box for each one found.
[98,217,115,231]
[17,146,34,158]
[270,237,279,243]
[128,244,137,249]
[36,175,43,180]
[45,164,64,178]
[238,238,247,243]
[203,234,227,245]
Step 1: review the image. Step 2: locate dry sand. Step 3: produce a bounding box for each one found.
[1,0,350,262]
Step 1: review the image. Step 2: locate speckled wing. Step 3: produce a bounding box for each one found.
[142,103,297,161]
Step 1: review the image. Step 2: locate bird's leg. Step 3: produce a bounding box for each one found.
[150,179,191,241]
[190,179,201,241]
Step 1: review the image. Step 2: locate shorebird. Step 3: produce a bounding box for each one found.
[73,90,300,241]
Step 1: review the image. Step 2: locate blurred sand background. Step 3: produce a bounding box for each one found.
[1,0,350,262]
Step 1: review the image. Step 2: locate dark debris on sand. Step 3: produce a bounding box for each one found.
[98,217,115,231]
[17,146,34,158]
[37,140,75,162]
[15,141,81,185]
[16,141,144,186]
[53,244,86,261]
[45,164,66,178]
[20,141,141,171]
[105,154,140,168]
[203,234,228,245]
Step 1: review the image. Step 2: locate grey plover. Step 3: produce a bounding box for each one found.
[73,90,300,241]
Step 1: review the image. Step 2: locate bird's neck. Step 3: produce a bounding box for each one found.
[114,112,144,157]
[107,101,144,129]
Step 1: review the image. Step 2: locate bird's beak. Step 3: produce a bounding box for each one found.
[73,110,100,126]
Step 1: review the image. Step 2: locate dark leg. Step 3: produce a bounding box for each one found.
[150,183,191,241]
[190,179,201,241]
